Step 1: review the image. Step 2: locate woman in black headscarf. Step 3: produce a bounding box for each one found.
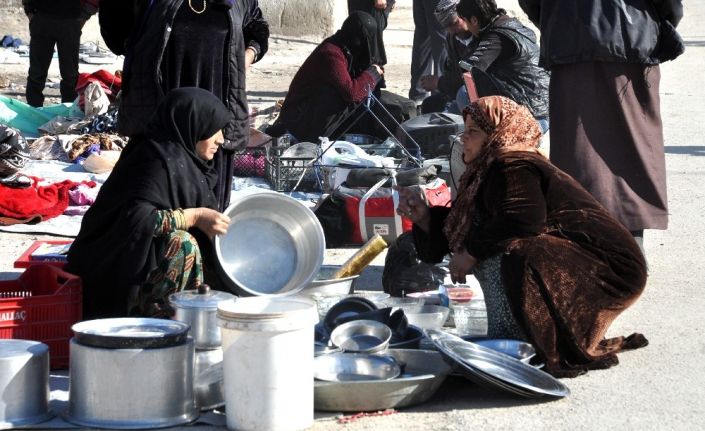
[266,11,384,142]
[67,88,233,319]
[347,0,396,67]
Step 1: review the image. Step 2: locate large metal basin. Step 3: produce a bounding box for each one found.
[314,349,452,412]
[215,192,325,296]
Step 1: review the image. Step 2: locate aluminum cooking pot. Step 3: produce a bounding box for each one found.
[0,340,53,429]
[215,192,325,296]
[170,284,235,349]
[66,338,198,429]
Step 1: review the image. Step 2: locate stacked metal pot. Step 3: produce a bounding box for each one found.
[169,284,235,411]
[65,317,198,429]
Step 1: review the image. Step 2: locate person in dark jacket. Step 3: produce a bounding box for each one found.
[67,88,232,319]
[99,0,269,212]
[452,0,550,131]
[518,0,684,252]
[396,96,648,377]
[409,0,448,101]
[22,0,99,107]
[418,0,474,113]
[265,12,384,143]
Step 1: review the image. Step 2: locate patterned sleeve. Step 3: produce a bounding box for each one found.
[153,209,188,236]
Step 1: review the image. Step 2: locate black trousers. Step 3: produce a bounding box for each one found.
[26,15,82,107]
[409,0,447,100]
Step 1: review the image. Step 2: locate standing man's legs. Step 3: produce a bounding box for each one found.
[55,18,82,103]
[409,0,446,101]
[26,15,56,107]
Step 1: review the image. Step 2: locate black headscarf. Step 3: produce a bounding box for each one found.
[347,1,392,66]
[67,87,232,318]
[328,11,380,77]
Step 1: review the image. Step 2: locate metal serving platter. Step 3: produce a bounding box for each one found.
[72,318,190,349]
[426,330,569,398]
[314,349,452,412]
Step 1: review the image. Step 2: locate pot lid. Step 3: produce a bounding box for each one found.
[72,317,190,349]
[169,284,235,310]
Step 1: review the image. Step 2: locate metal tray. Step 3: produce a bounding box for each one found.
[314,349,451,412]
[72,318,190,349]
[426,330,569,398]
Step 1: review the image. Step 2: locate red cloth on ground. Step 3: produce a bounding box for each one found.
[0,177,96,224]
[76,69,123,110]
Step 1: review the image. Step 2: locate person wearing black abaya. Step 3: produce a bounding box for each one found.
[66,88,233,319]
[266,11,383,142]
[100,0,269,212]
[347,0,396,68]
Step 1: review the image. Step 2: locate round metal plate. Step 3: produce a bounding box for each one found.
[426,329,569,398]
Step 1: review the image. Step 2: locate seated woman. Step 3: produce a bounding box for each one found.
[396,96,648,377]
[266,11,384,142]
[66,88,232,319]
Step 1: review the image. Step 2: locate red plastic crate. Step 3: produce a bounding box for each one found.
[0,265,82,369]
[14,240,72,269]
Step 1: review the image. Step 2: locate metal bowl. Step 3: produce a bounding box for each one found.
[348,291,391,308]
[473,339,536,364]
[215,192,325,296]
[400,305,450,330]
[303,265,359,296]
[314,352,400,382]
[330,320,392,354]
[389,325,424,349]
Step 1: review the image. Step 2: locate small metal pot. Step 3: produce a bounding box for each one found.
[0,340,53,429]
[170,285,235,349]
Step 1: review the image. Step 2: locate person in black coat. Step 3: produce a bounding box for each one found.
[99,0,269,212]
[518,0,683,249]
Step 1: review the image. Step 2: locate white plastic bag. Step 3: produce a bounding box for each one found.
[83,81,110,117]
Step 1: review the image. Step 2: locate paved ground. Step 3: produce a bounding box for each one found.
[1,1,704,430]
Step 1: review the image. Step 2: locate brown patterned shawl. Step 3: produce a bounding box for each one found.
[443,96,542,251]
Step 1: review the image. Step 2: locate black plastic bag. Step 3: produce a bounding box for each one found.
[382,232,446,297]
[314,194,352,248]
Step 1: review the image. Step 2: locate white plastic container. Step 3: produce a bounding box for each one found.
[217,297,317,431]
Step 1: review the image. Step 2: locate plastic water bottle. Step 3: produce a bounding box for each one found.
[277,132,292,148]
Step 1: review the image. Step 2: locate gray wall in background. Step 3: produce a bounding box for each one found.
[0,0,347,43]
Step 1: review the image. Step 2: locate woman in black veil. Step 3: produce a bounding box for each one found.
[67,88,232,319]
